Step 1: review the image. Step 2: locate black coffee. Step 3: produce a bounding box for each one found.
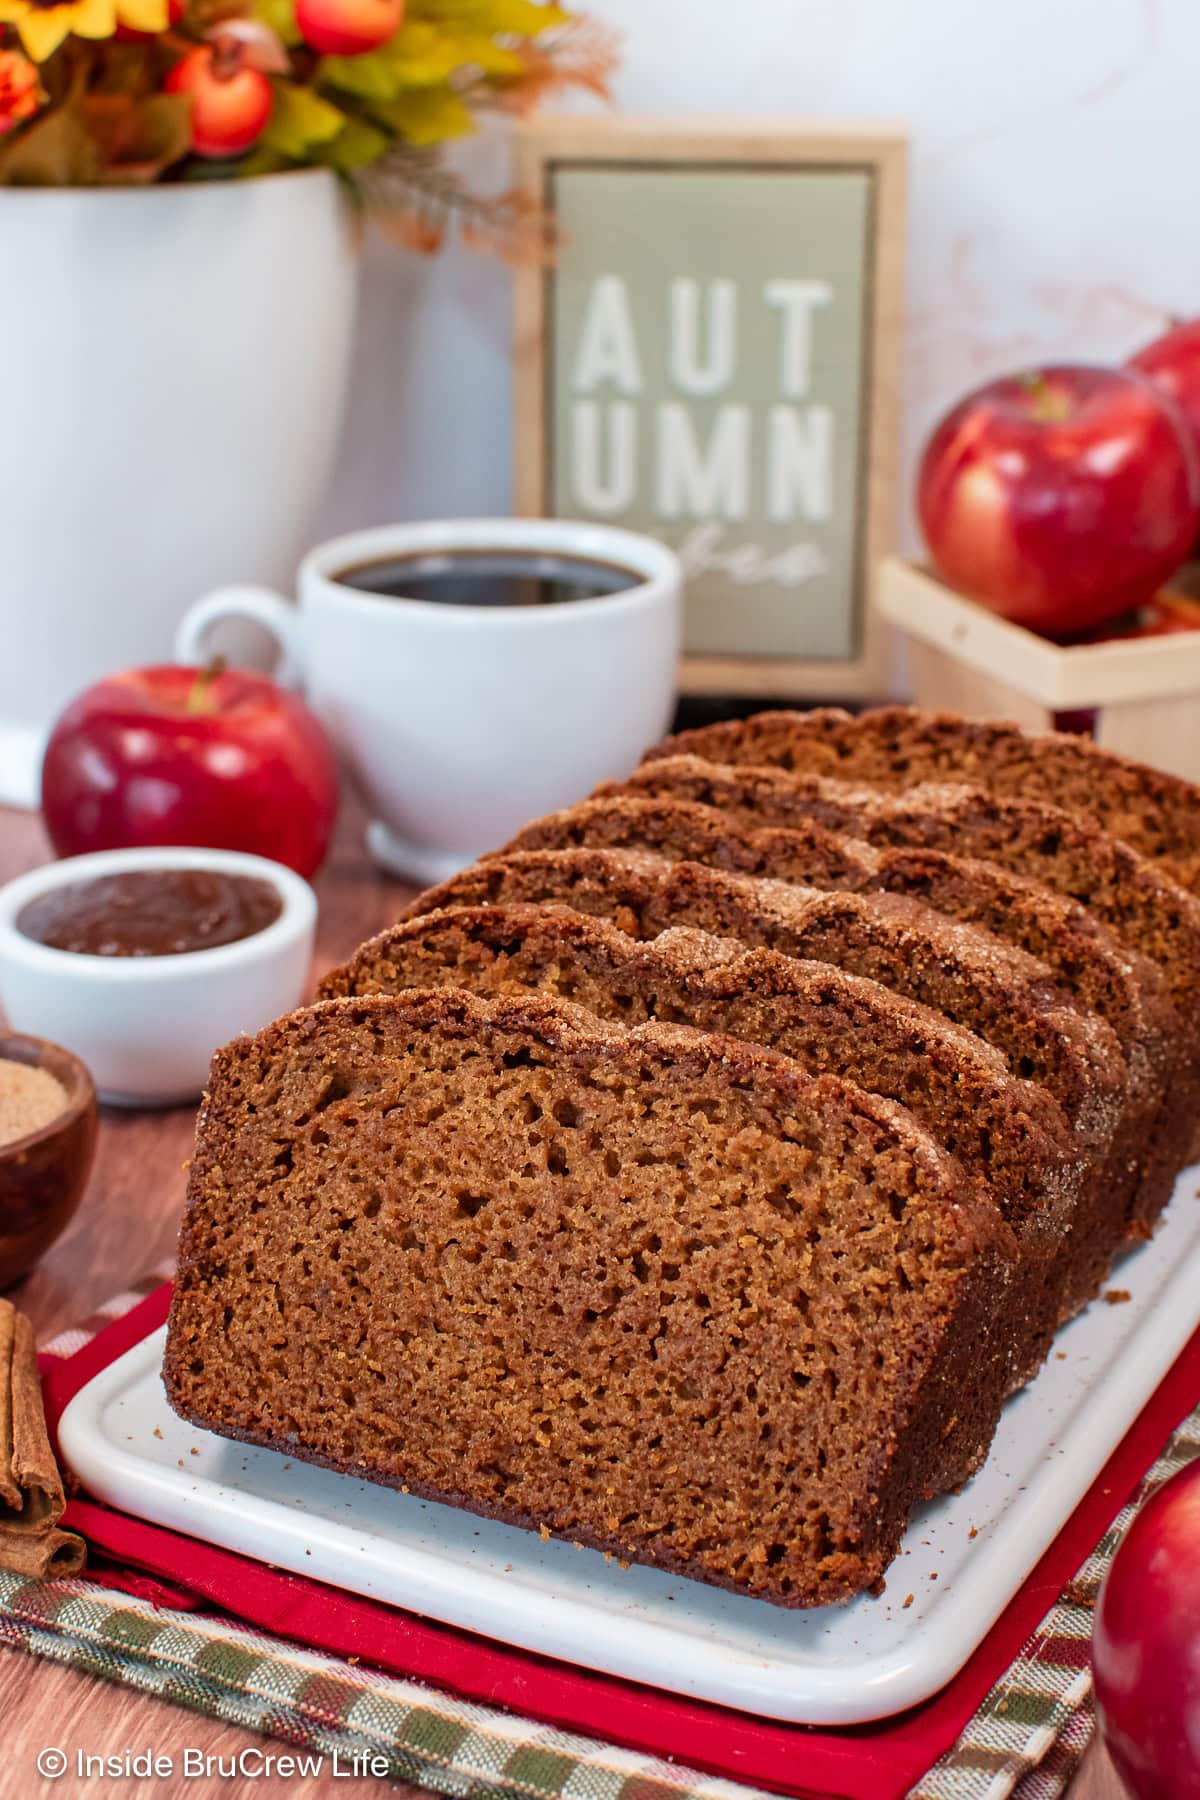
[335,550,640,609]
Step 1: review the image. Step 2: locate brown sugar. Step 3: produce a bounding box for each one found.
[164,988,1017,1608]
[0,1060,67,1148]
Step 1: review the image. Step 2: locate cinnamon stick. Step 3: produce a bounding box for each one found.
[0,1299,85,1578]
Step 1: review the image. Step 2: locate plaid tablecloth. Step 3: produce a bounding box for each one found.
[3,1274,1195,1800]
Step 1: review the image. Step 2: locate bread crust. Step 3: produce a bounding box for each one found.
[646,705,1200,898]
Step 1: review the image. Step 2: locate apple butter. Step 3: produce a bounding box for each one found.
[18,869,283,958]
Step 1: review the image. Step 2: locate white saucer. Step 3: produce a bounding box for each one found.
[365,821,476,886]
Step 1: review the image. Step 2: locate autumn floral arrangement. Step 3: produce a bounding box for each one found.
[0,0,609,244]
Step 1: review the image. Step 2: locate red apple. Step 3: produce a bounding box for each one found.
[1131,321,1200,548]
[165,44,273,158]
[296,0,403,57]
[917,365,1200,638]
[40,665,339,879]
[1093,1458,1200,1799]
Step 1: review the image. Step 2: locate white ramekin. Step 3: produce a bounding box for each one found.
[0,847,317,1107]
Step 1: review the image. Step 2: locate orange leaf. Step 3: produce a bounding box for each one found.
[82,89,191,178]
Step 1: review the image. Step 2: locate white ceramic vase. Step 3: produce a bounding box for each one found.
[0,169,359,807]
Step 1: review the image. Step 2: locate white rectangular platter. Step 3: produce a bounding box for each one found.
[59,1169,1200,1727]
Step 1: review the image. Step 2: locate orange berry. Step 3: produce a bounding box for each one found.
[165,45,273,159]
[295,0,403,58]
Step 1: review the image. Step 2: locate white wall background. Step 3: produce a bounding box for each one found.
[320,0,1197,554]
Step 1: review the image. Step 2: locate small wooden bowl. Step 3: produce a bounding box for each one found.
[0,1032,97,1289]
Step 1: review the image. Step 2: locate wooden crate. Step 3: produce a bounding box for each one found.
[877,557,1200,784]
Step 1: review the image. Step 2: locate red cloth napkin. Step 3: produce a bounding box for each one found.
[40,1283,1200,1799]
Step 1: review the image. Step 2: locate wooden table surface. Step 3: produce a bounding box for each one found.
[0,799,1125,1799]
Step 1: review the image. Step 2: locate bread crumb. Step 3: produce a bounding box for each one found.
[153,1427,163,1439]
[190,1446,199,1456]
[1055,1351,1067,1360]
[539,1523,551,1541]
[968,1527,978,1539]
[902,1593,914,1609]
[929,1571,938,1580]
[1104,1288,1131,1305]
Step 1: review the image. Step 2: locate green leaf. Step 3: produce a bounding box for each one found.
[319,52,405,100]
[321,14,524,100]
[380,20,463,83]
[320,22,461,97]
[442,31,525,72]
[262,80,346,157]
[220,143,292,178]
[479,0,569,32]
[313,114,390,170]
[373,83,476,144]
[410,0,570,31]
[252,0,304,47]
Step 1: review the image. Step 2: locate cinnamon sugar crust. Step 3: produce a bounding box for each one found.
[646,706,1200,898]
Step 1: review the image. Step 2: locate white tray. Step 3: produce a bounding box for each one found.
[59,1170,1200,1727]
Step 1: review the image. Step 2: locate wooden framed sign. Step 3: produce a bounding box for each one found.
[514,118,906,698]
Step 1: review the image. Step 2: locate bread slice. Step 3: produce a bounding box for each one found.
[508,792,1178,1235]
[404,849,1128,1322]
[621,756,1200,1168]
[164,988,1017,1608]
[322,903,1085,1383]
[608,759,1200,1023]
[647,706,1200,897]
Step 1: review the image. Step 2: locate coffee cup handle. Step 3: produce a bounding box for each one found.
[175,587,305,689]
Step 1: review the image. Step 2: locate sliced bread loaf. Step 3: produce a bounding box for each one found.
[404,850,1128,1322]
[508,792,1178,1234]
[164,989,1018,1608]
[611,756,1200,1060]
[322,903,1085,1384]
[646,706,1200,897]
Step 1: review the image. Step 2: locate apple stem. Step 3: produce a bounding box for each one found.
[1017,370,1072,424]
[187,657,227,716]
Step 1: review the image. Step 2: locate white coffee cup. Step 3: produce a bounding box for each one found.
[176,519,682,884]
